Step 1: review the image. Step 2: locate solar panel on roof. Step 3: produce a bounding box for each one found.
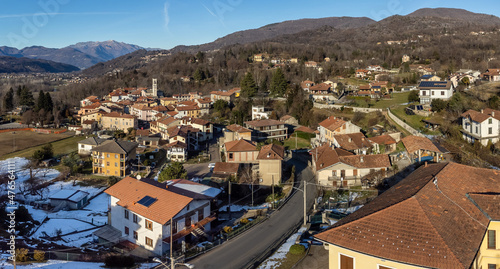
[137,195,157,207]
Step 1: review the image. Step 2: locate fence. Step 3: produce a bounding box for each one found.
[387,108,424,137]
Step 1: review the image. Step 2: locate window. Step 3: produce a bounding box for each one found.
[422,91,426,96]
[115,154,118,158]
[489,127,493,135]
[107,154,110,158]
[488,264,496,269]
[133,231,138,239]
[145,219,153,231]
[115,162,118,167]
[198,209,204,221]
[432,91,435,96]
[106,162,110,166]
[488,230,496,249]
[133,214,138,223]
[489,118,493,124]
[441,91,445,96]
[124,209,129,219]
[145,237,153,247]
[229,153,234,160]
[124,226,129,235]
[339,254,353,269]
[476,126,479,134]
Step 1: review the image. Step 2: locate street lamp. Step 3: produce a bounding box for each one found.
[291,181,312,226]
[152,257,194,269]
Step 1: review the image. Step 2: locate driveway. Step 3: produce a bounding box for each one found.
[190,156,316,269]
[185,162,211,179]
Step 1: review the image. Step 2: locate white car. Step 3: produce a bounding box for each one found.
[208,163,216,169]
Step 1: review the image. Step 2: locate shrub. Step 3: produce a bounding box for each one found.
[289,244,306,255]
[104,255,135,267]
[16,248,29,262]
[33,250,45,262]
[223,226,233,233]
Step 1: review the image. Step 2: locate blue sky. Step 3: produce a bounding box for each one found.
[1,0,500,49]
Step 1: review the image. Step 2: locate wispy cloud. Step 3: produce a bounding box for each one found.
[163,1,170,30]
[0,12,132,19]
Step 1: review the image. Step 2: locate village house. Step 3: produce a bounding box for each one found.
[317,116,362,146]
[78,102,101,116]
[279,115,298,126]
[315,162,500,269]
[311,144,391,188]
[135,129,161,147]
[92,140,138,177]
[305,61,318,68]
[332,133,372,155]
[130,104,155,122]
[166,125,200,151]
[80,95,100,107]
[420,74,441,81]
[194,98,212,115]
[224,124,253,143]
[461,108,500,146]
[78,136,109,155]
[300,80,315,92]
[211,162,241,182]
[180,117,213,142]
[401,135,443,163]
[418,81,454,104]
[355,69,371,79]
[98,177,215,256]
[160,97,177,106]
[172,94,191,102]
[309,83,334,101]
[150,116,180,139]
[368,134,398,154]
[163,141,188,162]
[482,68,500,82]
[49,190,89,211]
[210,90,236,104]
[175,104,201,118]
[101,112,137,133]
[224,139,259,163]
[251,105,271,120]
[244,119,288,141]
[257,144,285,186]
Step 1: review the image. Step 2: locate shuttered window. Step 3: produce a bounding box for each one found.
[488,230,496,249]
[340,254,353,269]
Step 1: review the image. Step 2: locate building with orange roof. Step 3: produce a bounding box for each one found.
[224,139,259,163]
[101,112,137,133]
[175,104,201,118]
[210,90,236,103]
[368,134,398,153]
[315,162,500,269]
[160,97,177,106]
[401,135,443,163]
[257,144,285,185]
[150,116,180,139]
[244,119,288,141]
[461,108,500,146]
[318,116,362,146]
[98,176,215,256]
[224,124,252,142]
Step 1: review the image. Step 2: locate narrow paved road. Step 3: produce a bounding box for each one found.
[190,155,316,269]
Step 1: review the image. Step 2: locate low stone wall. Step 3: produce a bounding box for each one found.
[387,108,424,137]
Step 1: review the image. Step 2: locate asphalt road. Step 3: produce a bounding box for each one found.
[190,155,316,269]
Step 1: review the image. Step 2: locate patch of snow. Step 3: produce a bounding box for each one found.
[32,219,96,238]
[258,227,308,269]
[219,204,269,212]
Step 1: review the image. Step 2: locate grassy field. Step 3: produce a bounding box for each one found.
[347,91,411,109]
[1,133,82,160]
[390,106,441,135]
[284,137,310,150]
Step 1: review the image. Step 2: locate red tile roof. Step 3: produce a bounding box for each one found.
[333,132,372,151]
[318,116,346,132]
[244,119,283,128]
[295,126,315,134]
[257,144,285,160]
[315,162,500,269]
[213,162,240,174]
[103,112,135,119]
[340,154,391,169]
[226,124,251,133]
[401,135,441,154]
[105,177,192,225]
[368,134,397,145]
[225,139,257,152]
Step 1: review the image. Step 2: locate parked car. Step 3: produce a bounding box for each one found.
[208,163,216,170]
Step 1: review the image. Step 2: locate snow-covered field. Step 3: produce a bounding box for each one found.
[32,219,96,238]
[0,257,159,269]
[218,204,269,212]
[258,227,307,269]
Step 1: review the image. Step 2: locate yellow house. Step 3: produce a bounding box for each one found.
[257,144,285,186]
[315,162,500,269]
[81,110,105,124]
[160,97,178,106]
[224,124,252,143]
[92,140,138,177]
[101,112,137,133]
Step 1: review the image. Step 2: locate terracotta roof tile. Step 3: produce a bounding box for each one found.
[105,177,192,225]
[368,134,397,145]
[401,135,441,154]
[257,144,285,160]
[244,119,283,128]
[225,139,257,152]
[318,116,346,132]
[333,132,372,151]
[226,124,251,133]
[213,162,240,174]
[315,162,500,269]
[339,154,391,169]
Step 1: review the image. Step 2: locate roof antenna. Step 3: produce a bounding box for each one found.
[433,176,438,187]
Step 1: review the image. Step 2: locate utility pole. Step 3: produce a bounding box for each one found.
[228,180,232,220]
[170,217,174,269]
[271,175,274,209]
[251,181,254,207]
[295,131,297,150]
[303,182,307,226]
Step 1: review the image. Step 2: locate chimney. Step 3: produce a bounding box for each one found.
[481,109,484,113]
[492,111,495,117]
[360,156,364,163]
[424,161,428,168]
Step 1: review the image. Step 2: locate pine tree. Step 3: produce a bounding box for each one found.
[240,72,257,98]
[270,68,288,97]
[36,90,46,112]
[19,86,34,108]
[3,88,14,111]
[45,92,53,112]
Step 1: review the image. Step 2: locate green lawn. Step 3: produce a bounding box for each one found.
[347,91,411,109]
[390,106,441,135]
[284,137,310,150]
[1,136,82,160]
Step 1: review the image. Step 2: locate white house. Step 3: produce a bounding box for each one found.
[317,116,362,146]
[164,141,188,162]
[461,108,500,146]
[99,177,214,256]
[418,81,454,104]
[251,106,271,120]
[77,137,109,155]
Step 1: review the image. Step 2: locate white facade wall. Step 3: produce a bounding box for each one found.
[462,117,500,146]
[419,88,453,104]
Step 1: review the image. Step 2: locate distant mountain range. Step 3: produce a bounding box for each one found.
[0,40,145,70]
[0,56,79,73]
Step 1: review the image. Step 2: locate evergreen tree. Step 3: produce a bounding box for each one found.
[19,86,34,108]
[240,72,257,98]
[270,68,288,97]
[3,88,14,111]
[158,162,187,182]
[36,90,46,112]
[193,67,206,82]
[45,92,53,112]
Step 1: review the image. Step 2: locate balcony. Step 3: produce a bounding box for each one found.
[162,214,216,243]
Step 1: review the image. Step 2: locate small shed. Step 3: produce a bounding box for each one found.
[49,190,89,210]
[422,119,440,131]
